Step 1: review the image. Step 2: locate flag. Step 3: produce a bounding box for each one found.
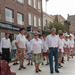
[46,0,49,2]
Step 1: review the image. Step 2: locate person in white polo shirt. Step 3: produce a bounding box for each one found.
[15,28,28,70]
[0,33,11,63]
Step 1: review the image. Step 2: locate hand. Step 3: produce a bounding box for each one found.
[18,48,21,53]
[0,52,2,55]
[47,50,50,53]
[26,50,28,52]
[59,49,62,54]
[31,51,34,56]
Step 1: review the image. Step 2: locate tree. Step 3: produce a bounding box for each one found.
[44,21,67,35]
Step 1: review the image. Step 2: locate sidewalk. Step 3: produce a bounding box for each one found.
[10,56,75,75]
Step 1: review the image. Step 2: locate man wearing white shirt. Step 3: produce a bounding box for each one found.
[0,33,11,63]
[46,28,59,74]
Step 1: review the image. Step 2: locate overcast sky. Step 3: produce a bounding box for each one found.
[42,0,75,19]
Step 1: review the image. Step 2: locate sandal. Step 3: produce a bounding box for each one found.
[31,63,33,65]
[35,69,39,73]
[27,63,30,65]
[19,66,21,70]
[21,66,26,69]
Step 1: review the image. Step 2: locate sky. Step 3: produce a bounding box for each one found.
[42,0,75,19]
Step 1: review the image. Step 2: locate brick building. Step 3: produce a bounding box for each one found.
[55,15,65,25]
[67,14,75,36]
[0,0,42,41]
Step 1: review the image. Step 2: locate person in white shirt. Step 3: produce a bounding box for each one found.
[69,34,75,58]
[12,38,19,65]
[64,35,70,61]
[0,33,11,63]
[15,28,28,70]
[58,33,64,68]
[42,34,49,65]
[46,28,59,74]
[58,30,64,63]
[31,32,43,73]
[26,35,33,65]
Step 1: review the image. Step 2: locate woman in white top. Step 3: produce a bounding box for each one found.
[12,38,19,65]
[15,28,28,70]
[69,34,75,58]
[31,32,43,73]
[58,33,64,68]
[26,35,33,65]
[42,34,49,65]
[64,35,70,61]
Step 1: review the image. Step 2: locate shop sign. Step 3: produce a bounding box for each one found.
[0,22,20,30]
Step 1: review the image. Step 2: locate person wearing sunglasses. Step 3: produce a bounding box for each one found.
[31,32,43,73]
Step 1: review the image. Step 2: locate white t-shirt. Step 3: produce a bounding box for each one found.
[64,39,70,48]
[42,39,47,52]
[16,34,26,48]
[12,40,17,50]
[58,38,64,52]
[31,38,43,54]
[1,37,11,52]
[26,40,31,53]
[69,39,74,48]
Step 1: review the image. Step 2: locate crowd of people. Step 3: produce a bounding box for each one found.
[0,28,75,74]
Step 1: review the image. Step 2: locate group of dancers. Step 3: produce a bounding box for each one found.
[0,28,75,74]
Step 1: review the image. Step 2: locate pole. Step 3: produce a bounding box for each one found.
[41,0,43,35]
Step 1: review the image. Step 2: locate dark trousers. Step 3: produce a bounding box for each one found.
[2,48,10,63]
[48,48,58,71]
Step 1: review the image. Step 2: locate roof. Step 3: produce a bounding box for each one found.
[68,15,75,22]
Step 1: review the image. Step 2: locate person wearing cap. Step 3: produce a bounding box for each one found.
[15,28,28,70]
[69,34,75,58]
[58,33,64,68]
[31,32,43,73]
[46,28,59,74]
[64,35,70,61]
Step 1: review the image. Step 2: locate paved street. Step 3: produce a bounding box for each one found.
[10,56,75,75]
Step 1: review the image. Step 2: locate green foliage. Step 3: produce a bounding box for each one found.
[44,21,67,35]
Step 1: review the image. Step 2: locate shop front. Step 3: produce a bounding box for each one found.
[0,22,20,60]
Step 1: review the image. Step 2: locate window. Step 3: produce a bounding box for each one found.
[17,0,24,4]
[29,14,32,25]
[38,2,41,10]
[34,16,37,27]
[34,0,37,9]
[72,24,74,28]
[38,18,41,26]
[28,0,32,6]
[17,13,24,25]
[46,20,47,25]
[5,8,14,23]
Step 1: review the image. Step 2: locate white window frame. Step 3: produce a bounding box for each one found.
[17,0,24,4]
[5,8,14,23]
[34,16,37,27]
[28,13,32,25]
[34,0,37,9]
[17,13,24,25]
[38,2,41,10]
[28,0,32,6]
[38,18,41,27]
